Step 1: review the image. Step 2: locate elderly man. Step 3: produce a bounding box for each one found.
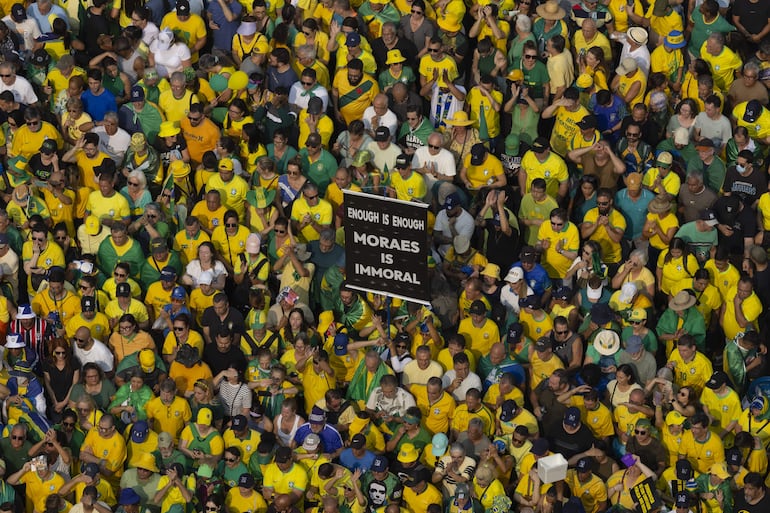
[657,291,707,355]
[432,443,476,497]
[363,93,398,138]
[700,32,742,92]
[0,61,38,105]
[158,72,199,123]
[78,414,127,488]
[545,36,575,103]
[118,86,164,144]
[401,346,443,386]
[412,132,457,187]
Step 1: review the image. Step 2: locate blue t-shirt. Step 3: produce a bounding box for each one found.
[293,423,343,453]
[81,89,117,122]
[509,262,551,297]
[339,448,376,471]
[207,0,243,51]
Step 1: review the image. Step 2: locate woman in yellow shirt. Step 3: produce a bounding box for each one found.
[239,124,268,178]
[580,47,609,91]
[656,238,698,296]
[245,187,278,238]
[223,99,255,140]
[294,18,330,65]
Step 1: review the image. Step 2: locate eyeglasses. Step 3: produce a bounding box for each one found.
[119,324,133,331]
[225,223,238,227]
[523,55,537,60]
[302,30,312,36]
[206,508,219,512]
[634,430,647,435]
[147,214,157,218]
[128,181,140,186]
[411,9,423,14]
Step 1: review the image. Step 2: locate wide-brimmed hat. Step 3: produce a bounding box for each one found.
[444,111,474,126]
[593,330,620,356]
[664,30,686,49]
[648,194,672,214]
[158,121,180,138]
[616,57,638,76]
[536,0,565,20]
[669,291,696,311]
[437,12,462,32]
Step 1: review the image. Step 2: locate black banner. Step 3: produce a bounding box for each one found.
[343,190,429,304]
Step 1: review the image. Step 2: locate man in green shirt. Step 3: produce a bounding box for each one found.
[300,133,338,196]
[675,209,719,262]
[518,178,558,246]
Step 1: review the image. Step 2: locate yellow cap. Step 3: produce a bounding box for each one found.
[139,349,156,372]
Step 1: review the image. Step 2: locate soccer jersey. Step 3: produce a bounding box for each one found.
[537,221,580,278]
[332,70,380,125]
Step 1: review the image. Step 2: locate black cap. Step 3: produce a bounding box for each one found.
[11,3,26,21]
[350,433,366,449]
[32,49,50,66]
[116,282,131,297]
[520,246,537,263]
[237,472,255,488]
[81,296,96,312]
[176,0,190,15]
[675,459,693,480]
[744,99,762,123]
[705,370,728,390]
[695,138,715,149]
[500,399,517,422]
[470,143,487,165]
[395,154,410,169]
[406,468,432,487]
[534,336,551,351]
[532,137,550,152]
[274,446,293,463]
[375,126,390,141]
[725,447,742,466]
[554,286,572,301]
[576,456,592,472]
[577,115,597,130]
[469,300,487,315]
[41,139,57,154]
[231,414,248,430]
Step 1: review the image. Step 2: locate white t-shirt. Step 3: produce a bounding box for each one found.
[499,284,534,315]
[151,43,191,78]
[620,40,651,77]
[362,106,398,139]
[185,259,228,287]
[411,146,457,189]
[0,75,38,105]
[433,208,475,257]
[94,126,131,164]
[441,370,482,402]
[288,83,329,112]
[73,339,115,372]
[366,140,401,174]
[3,17,41,52]
[142,22,160,46]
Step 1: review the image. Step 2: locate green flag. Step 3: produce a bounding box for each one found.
[478,103,489,141]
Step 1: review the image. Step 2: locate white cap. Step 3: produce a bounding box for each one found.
[505,267,524,283]
[587,283,603,300]
[198,270,214,285]
[618,282,637,304]
[245,233,261,254]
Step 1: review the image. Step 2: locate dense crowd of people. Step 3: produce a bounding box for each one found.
[1,0,770,513]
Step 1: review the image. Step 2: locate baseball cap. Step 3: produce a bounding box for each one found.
[534,336,551,352]
[656,151,673,166]
[157,432,173,449]
[505,267,523,283]
[196,408,213,426]
[130,420,150,443]
[576,115,597,130]
[171,286,186,300]
[519,295,540,310]
[744,99,762,123]
[666,410,685,426]
[10,3,26,22]
[576,457,592,472]
[700,209,718,226]
[675,459,693,480]
[563,406,580,428]
[84,215,101,236]
[176,0,190,15]
[345,32,361,47]
[231,414,248,431]
[32,49,50,66]
[81,296,96,312]
[350,434,366,449]
[333,333,349,356]
[705,370,728,390]
[406,468,431,487]
[302,433,321,451]
[675,492,689,508]
[238,472,255,488]
[455,482,470,499]
[431,433,449,456]
[139,349,155,372]
[532,137,549,153]
[395,154,410,169]
[444,192,461,210]
[119,489,141,505]
[150,238,168,253]
[500,399,517,422]
[695,138,715,150]
[625,335,643,353]
[41,139,57,155]
[83,462,100,478]
[554,286,572,301]
[520,247,537,263]
[309,406,326,425]
[628,308,647,322]
[218,159,234,172]
[371,455,388,472]
[198,270,214,285]
[469,300,487,315]
[160,266,177,281]
[673,127,690,145]
[116,282,131,297]
[725,447,742,466]
[130,85,145,101]
[470,143,487,165]
[375,126,390,141]
[624,173,641,193]
[275,446,293,463]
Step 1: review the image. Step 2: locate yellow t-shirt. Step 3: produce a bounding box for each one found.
[651,45,684,84]
[721,286,762,340]
[678,430,725,474]
[82,428,127,476]
[550,105,588,158]
[583,208,626,264]
[20,471,66,513]
[158,90,200,123]
[457,317,499,361]
[704,260,740,300]
[144,395,193,441]
[656,251,699,296]
[536,221,580,277]
[86,190,130,223]
[667,349,713,392]
[290,197,333,243]
[700,387,742,433]
[263,463,309,495]
[462,152,505,189]
[645,212,680,250]
[10,122,63,160]
[160,13,207,61]
[466,86,503,138]
[699,42,742,92]
[104,298,150,325]
[521,151,568,198]
[65,312,110,341]
[225,488,268,513]
[529,351,562,390]
[390,169,427,202]
[418,54,458,88]
[206,174,249,220]
[46,67,87,98]
[565,469,608,513]
[332,70,380,125]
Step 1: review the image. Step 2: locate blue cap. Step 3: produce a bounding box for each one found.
[333,333,349,356]
[171,286,186,300]
[119,488,141,505]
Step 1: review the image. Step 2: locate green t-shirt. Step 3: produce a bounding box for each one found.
[518,193,558,246]
[688,11,735,56]
[675,221,718,261]
[519,61,549,99]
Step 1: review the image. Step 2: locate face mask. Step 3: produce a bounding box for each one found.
[736,164,746,173]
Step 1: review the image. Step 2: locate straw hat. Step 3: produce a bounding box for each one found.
[627,27,648,46]
[648,194,672,214]
[445,111,474,126]
[668,291,696,311]
[593,330,620,356]
[536,0,566,20]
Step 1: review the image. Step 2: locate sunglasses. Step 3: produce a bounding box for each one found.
[128,181,140,186]
[411,9,422,13]
[173,326,186,331]
[11,436,24,440]
[301,81,313,86]
[428,144,441,150]
[73,337,88,343]
[224,458,237,463]
[27,121,40,126]
[114,272,127,277]
[396,345,407,349]
[626,132,640,137]
[31,237,45,242]
[523,55,537,59]
[555,330,568,335]
[54,351,66,355]
[631,320,644,325]
[0,74,12,78]
[188,116,202,122]
[428,48,440,53]
[634,430,647,435]
[274,229,286,234]
[62,422,75,427]
[225,223,238,227]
